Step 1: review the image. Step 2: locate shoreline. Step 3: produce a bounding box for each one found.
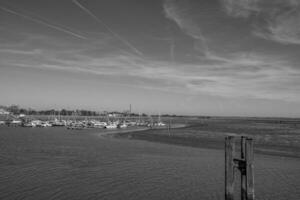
[94,123,187,137]
[94,126,151,137]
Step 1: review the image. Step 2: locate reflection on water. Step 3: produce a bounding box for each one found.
[0,127,299,200]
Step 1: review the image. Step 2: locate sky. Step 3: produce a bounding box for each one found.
[0,0,300,117]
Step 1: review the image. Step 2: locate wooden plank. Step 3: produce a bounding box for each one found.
[241,137,247,200]
[225,136,235,200]
[246,138,255,200]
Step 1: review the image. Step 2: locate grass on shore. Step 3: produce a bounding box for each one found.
[115,117,300,158]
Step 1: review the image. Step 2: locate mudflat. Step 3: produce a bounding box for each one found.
[116,116,300,158]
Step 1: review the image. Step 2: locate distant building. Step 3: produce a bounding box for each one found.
[19,114,26,118]
[108,113,122,118]
[0,109,10,115]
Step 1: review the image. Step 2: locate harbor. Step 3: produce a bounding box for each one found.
[0,107,169,130]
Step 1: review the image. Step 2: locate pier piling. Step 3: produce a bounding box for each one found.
[225,136,254,200]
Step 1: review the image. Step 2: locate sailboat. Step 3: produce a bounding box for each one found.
[157,112,166,127]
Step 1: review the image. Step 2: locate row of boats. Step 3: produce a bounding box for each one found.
[3,118,167,130]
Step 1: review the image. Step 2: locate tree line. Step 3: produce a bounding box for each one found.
[0,105,147,117]
[1,105,103,116]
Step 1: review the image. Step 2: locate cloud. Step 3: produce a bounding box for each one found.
[3,46,300,102]
[163,0,202,40]
[254,10,300,45]
[1,30,300,102]
[0,48,42,55]
[221,0,260,18]
[163,0,209,55]
[221,0,300,45]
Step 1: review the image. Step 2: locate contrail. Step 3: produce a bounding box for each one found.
[72,0,143,56]
[0,6,87,40]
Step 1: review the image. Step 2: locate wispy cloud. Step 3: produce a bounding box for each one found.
[1,3,300,104]
[2,33,300,102]
[221,0,300,45]
[254,9,300,45]
[221,0,260,18]
[0,48,42,55]
[163,0,209,55]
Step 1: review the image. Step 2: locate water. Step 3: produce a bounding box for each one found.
[0,127,299,200]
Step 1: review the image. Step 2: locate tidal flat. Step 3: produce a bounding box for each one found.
[117,117,300,158]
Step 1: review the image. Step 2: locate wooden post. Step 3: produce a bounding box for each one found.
[241,137,247,200]
[245,138,254,200]
[225,136,235,200]
[225,136,254,200]
[168,119,171,136]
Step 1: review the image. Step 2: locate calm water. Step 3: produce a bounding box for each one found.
[0,127,299,200]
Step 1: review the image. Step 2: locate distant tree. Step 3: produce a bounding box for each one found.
[0,105,8,110]
[27,108,37,115]
[19,108,27,115]
[60,109,67,116]
[8,105,20,114]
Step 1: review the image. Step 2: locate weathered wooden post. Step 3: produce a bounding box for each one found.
[241,136,247,200]
[225,136,254,200]
[167,119,171,136]
[245,138,254,200]
[225,136,235,200]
